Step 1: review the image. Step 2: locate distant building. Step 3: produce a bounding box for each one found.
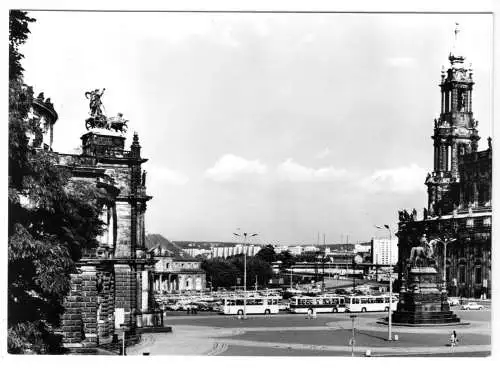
[371,238,398,265]
[354,243,372,253]
[150,245,206,292]
[288,245,303,256]
[209,244,261,259]
[273,245,289,254]
[184,248,211,258]
[303,245,319,253]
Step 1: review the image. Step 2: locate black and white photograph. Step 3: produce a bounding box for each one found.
[5,2,496,358]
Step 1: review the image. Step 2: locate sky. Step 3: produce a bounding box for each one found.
[20,11,493,245]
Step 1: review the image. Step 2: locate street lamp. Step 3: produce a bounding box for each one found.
[317,252,327,291]
[435,236,456,292]
[376,224,395,341]
[233,230,258,319]
[349,314,358,357]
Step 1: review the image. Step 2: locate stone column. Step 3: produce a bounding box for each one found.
[473,182,479,207]
[114,264,136,331]
[451,142,458,177]
[441,91,444,113]
[444,144,449,171]
[115,202,132,258]
[439,144,446,172]
[141,270,150,313]
[97,205,108,245]
[97,270,113,344]
[108,206,115,249]
[61,273,83,346]
[81,265,98,346]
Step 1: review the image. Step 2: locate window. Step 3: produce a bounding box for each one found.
[236,299,244,306]
[475,267,482,284]
[459,266,466,284]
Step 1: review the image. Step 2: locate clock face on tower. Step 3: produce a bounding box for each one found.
[457,127,468,135]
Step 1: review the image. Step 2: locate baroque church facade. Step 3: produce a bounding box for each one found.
[397,24,492,299]
[32,92,161,348]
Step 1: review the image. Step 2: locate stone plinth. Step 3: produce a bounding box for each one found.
[392,266,461,325]
[81,130,126,156]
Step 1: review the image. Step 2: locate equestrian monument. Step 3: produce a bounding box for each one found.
[392,234,462,325]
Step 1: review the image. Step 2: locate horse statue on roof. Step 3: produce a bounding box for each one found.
[107,112,128,133]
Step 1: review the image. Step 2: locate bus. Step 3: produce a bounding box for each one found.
[222,296,281,315]
[344,295,398,313]
[289,295,346,314]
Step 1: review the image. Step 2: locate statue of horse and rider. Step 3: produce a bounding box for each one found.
[408,234,440,268]
[84,88,128,133]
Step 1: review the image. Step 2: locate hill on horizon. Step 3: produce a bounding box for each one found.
[145,233,195,260]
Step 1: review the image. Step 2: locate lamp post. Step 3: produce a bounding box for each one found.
[233,230,258,319]
[317,253,326,291]
[376,224,395,341]
[437,236,456,293]
[349,314,357,357]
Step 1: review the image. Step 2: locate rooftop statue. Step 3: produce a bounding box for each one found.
[86,88,106,118]
[85,88,108,130]
[107,112,128,134]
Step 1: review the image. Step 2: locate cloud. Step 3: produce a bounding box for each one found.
[360,163,427,193]
[386,56,417,68]
[149,165,189,186]
[315,147,331,159]
[277,158,348,182]
[205,154,268,182]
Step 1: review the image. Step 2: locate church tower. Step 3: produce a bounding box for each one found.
[426,23,480,216]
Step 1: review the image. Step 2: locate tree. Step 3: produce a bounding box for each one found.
[228,255,273,288]
[245,257,274,287]
[8,11,106,354]
[276,250,295,271]
[9,10,35,80]
[201,259,238,289]
[256,244,276,263]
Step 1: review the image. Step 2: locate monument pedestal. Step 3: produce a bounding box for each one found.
[392,267,461,325]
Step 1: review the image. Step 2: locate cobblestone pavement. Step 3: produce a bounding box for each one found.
[127,311,491,356]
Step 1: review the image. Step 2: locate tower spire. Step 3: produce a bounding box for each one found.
[449,22,465,65]
[426,22,479,216]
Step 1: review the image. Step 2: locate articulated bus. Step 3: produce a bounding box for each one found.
[344,295,398,313]
[222,296,281,315]
[289,295,346,314]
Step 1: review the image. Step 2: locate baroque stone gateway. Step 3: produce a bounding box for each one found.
[34,90,163,348]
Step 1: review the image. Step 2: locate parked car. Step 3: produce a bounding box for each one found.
[461,302,484,310]
[192,301,210,311]
[448,297,460,306]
